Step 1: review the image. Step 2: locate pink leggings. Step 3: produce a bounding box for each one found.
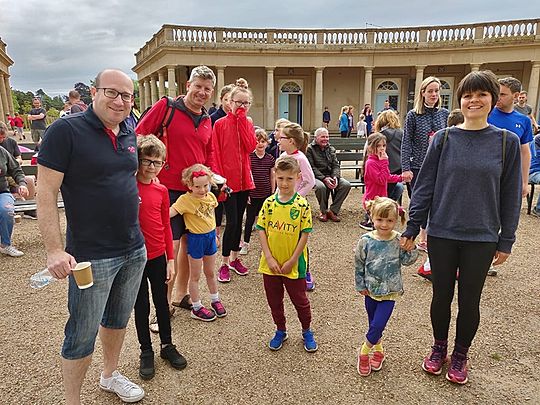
[263,274,311,331]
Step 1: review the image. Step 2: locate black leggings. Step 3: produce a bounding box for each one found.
[222,190,249,257]
[134,254,171,351]
[243,197,266,244]
[428,236,496,348]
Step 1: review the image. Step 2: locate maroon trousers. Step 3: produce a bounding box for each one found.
[263,274,312,331]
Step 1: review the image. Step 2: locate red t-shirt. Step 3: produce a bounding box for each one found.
[137,180,174,261]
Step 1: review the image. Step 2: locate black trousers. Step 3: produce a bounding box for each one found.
[134,254,172,351]
[243,197,266,244]
[222,190,249,257]
[428,236,496,348]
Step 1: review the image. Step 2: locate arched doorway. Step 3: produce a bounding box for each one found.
[278,80,303,125]
[375,79,400,114]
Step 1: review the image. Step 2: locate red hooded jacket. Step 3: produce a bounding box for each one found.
[212,109,257,193]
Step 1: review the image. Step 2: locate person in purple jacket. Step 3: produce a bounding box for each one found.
[401,70,522,386]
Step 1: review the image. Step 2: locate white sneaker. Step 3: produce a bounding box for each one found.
[0,245,24,257]
[487,265,497,276]
[149,316,159,334]
[99,370,144,403]
[239,243,249,255]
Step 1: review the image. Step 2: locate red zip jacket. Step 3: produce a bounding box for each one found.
[135,97,216,191]
[212,109,257,193]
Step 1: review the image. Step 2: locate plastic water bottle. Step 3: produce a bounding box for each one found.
[30,268,56,289]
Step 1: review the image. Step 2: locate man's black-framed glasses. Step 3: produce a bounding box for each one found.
[139,159,164,168]
[97,88,134,102]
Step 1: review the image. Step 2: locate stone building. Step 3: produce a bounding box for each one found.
[133,19,540,130]
[0,38,14,123]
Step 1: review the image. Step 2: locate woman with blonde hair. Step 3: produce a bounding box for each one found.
[339,106,349,138]
[374,110,404,202]
[401,76,449,251]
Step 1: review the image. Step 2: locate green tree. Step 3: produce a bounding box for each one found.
[50,95,65,110]
[11,92,20,113]
[74,82,92,105]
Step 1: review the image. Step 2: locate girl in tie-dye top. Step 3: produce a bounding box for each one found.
[354,197,418,377]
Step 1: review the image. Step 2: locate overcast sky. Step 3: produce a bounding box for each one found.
[2,0,539,96]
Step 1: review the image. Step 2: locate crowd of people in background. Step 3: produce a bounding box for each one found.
[0,64,538,404]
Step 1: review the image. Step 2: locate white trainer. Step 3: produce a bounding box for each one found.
[0,245,24,257]
[99,370,144,403]
[239,243,249,255]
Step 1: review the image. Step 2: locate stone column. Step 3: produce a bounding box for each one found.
[415,65,427,96]
[215,66,225,104]
[158,70,166,99]
[150,75,157,104]
[266,67,275,130]
[144,79,151,109]
[167,66,177,98]
[4,75,13,113]
[470,63,482,72]
[527,61,540,115]
[0,74,8,120]
[363,66,374,106]
[314,67,324,129]
[176,66,183,95]
[138,78,146,111]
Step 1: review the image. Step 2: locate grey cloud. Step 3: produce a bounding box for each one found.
[3,0,539,96]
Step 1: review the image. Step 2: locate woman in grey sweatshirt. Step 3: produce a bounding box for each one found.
[401,71,522,385]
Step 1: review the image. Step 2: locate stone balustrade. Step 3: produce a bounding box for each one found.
[135,19,539,63]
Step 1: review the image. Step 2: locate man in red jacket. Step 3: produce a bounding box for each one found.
[136,65,216,318]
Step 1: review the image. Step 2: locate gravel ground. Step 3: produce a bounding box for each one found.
[1,188,539,405]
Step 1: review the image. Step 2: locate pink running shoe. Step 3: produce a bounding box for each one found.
[191,306,216,322]
[229,258,249,275]
[446,352,469,384]
[218,264,231,283]
[211,300,227,317]
[422,344,448,375]
[357,353,371,377]
[370,351,385,371]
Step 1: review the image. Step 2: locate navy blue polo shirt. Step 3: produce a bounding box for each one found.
[38,105,144,259]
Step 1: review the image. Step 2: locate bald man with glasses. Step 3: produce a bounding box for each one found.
[37,69,146,404]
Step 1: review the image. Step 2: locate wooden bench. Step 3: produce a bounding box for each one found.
[21,151,36,161]
[328,137,366,151]
[22,165,38,176]
[18,142,37,150]
[336,151,365,192]
[14,199,64,213]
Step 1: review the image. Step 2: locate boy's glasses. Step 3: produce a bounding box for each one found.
[139,159,164,167]
[97,87,134,102]
[232,100,251,107]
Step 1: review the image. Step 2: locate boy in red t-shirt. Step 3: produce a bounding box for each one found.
[134,135,187,380]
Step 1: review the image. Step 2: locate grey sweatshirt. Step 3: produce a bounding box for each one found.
[403,125,522,253]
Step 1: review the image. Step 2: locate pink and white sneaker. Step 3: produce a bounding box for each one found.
[217,264,231,283]
[229,259,249,276]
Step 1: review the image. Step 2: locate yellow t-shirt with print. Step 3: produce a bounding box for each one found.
[171,192,218,234]
[256,192,312,279]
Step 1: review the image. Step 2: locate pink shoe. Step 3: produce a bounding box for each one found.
[229,258,249,276]
[422,344,448,375]
[211,300,227,317]
[370,351,385,371]
[357,353,371,376]
[446,351,469,384]
[217,265,231,283]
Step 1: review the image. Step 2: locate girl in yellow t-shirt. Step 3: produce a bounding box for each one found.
[170,164,226,322]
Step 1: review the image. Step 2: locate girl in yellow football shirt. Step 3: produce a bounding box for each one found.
[170,164,227,322]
